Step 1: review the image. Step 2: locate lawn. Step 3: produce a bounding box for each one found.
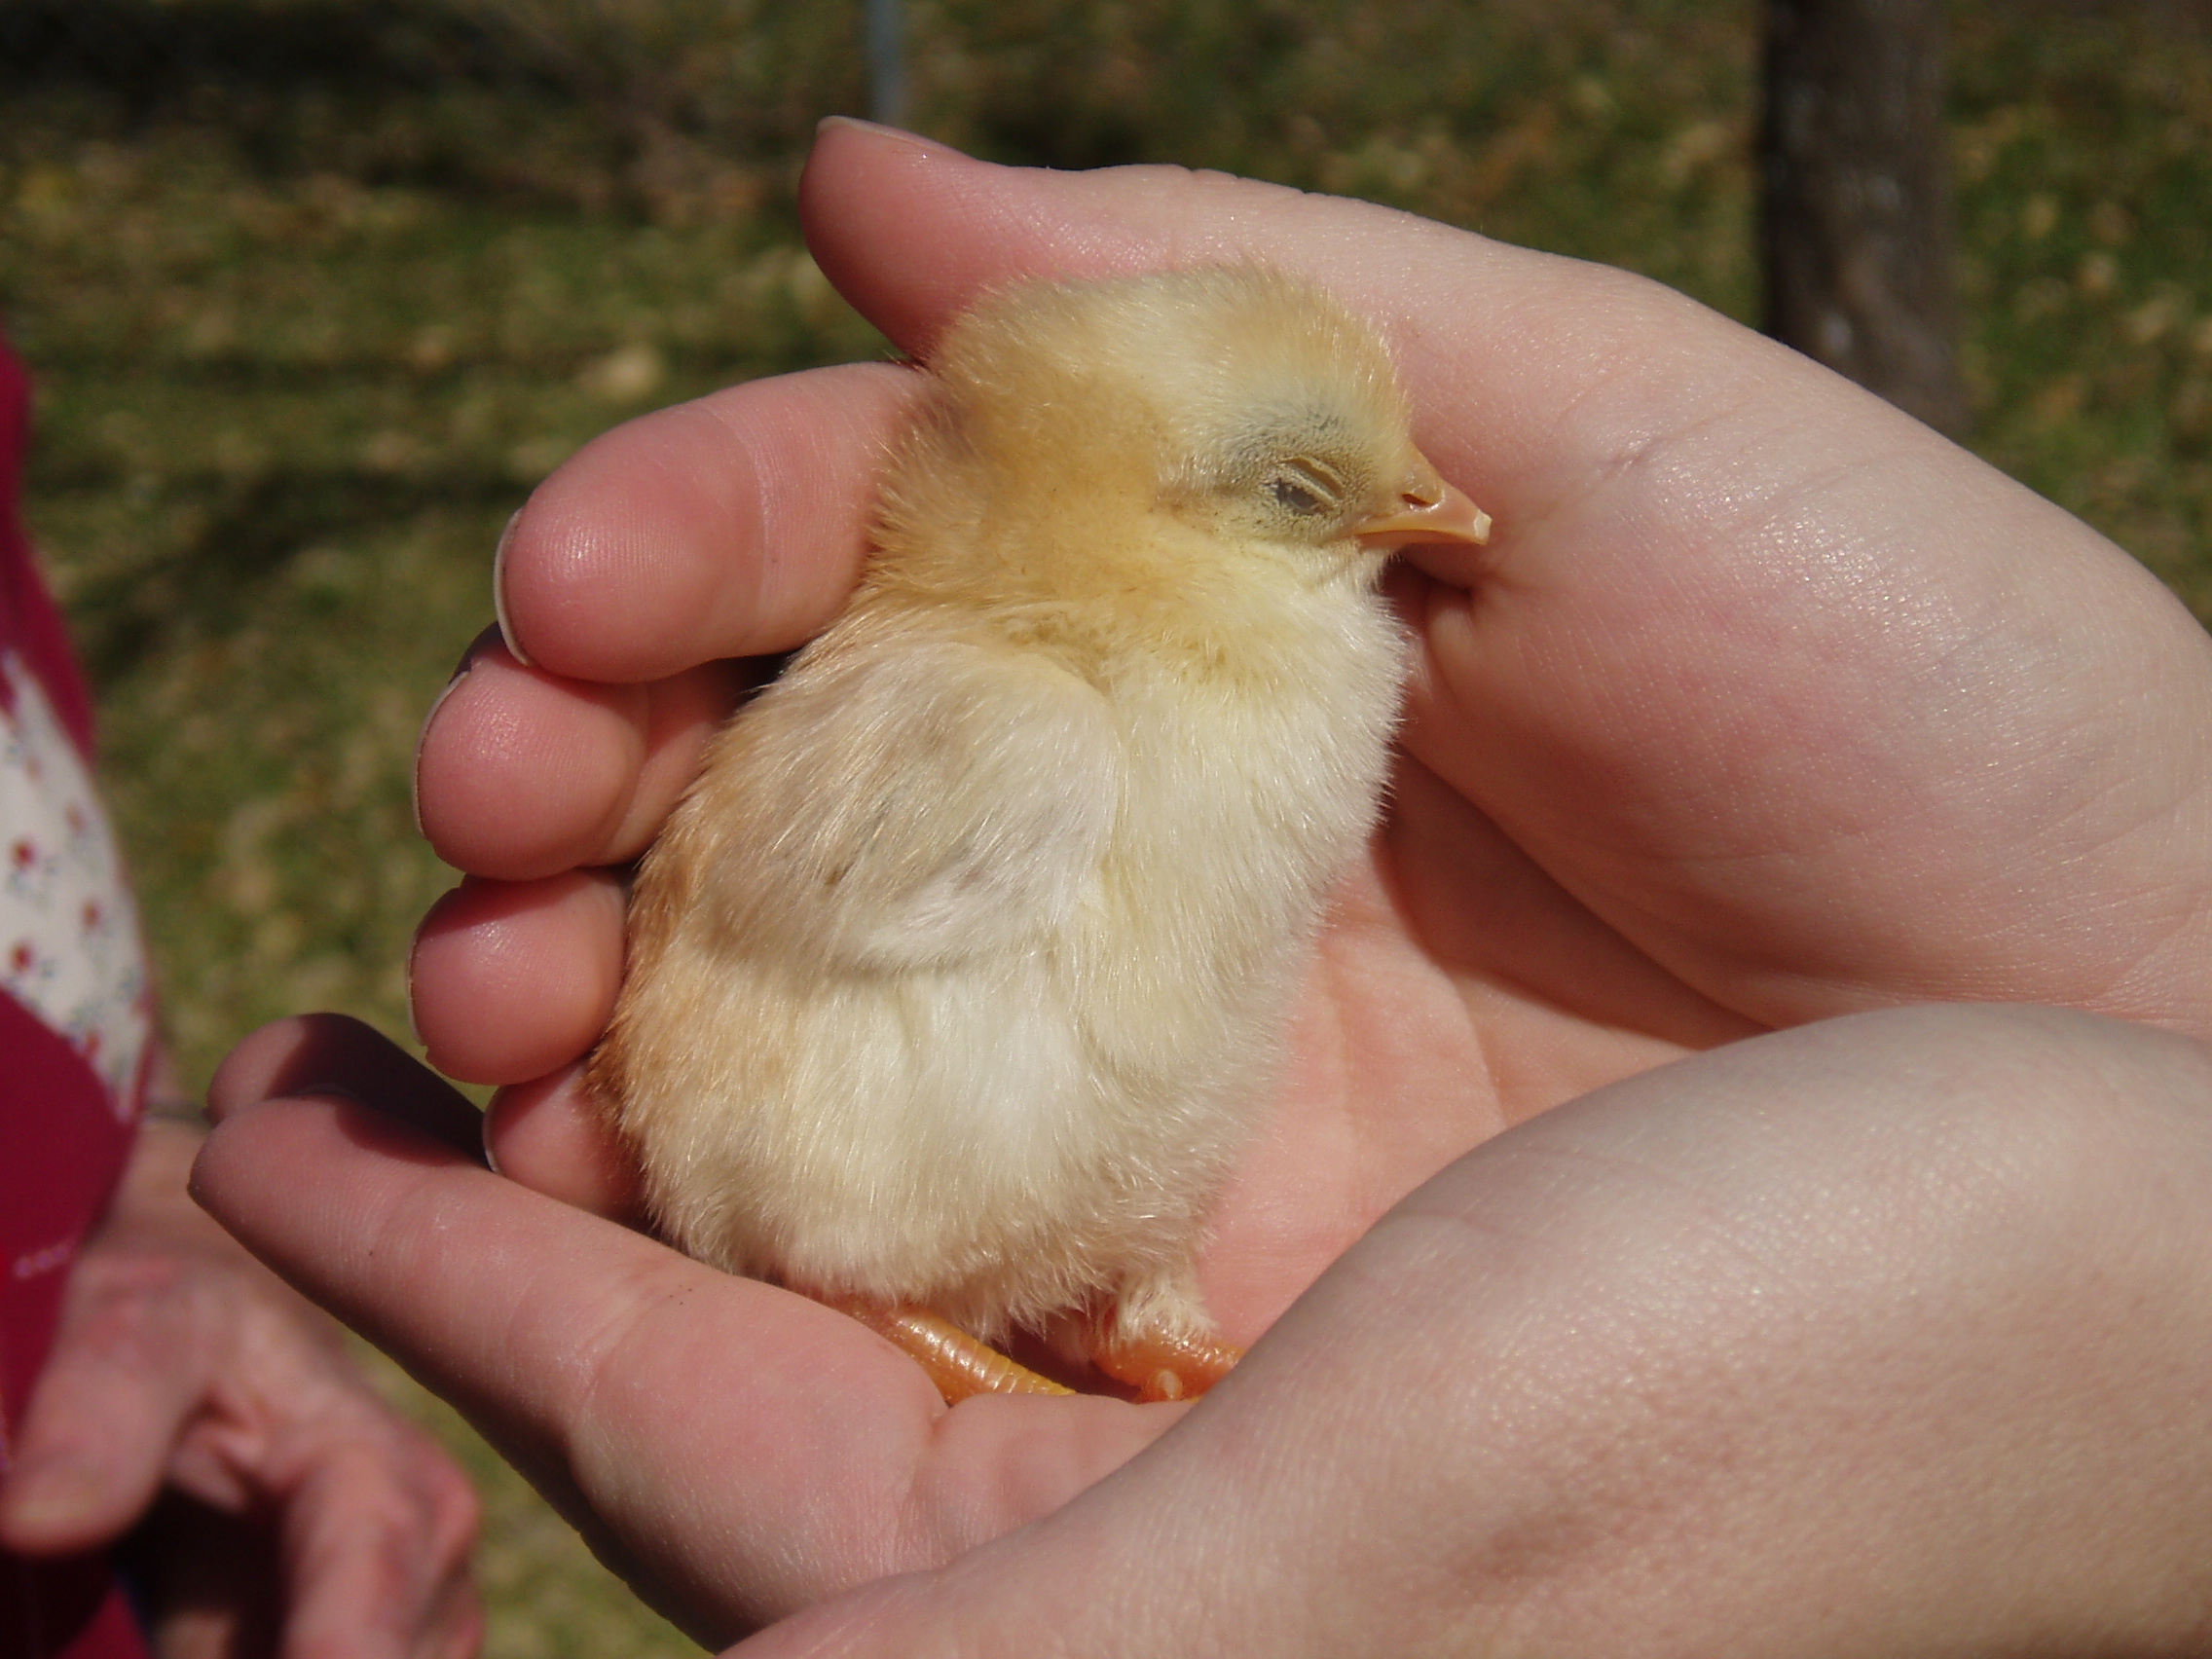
[3,0,2207,1651]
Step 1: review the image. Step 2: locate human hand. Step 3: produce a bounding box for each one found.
[721,1004,2212,1658]
[413,121,2212,1314]
[278,120,2212,1644]
[199,1006,2212,1655]
[0,1116,481,1659]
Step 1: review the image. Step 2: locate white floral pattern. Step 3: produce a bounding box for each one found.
[0,650,150,1117]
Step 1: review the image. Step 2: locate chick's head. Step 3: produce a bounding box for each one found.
[881,268,1487,603]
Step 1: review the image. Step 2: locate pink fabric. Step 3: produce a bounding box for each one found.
[0,346,93,756]
[0,331,149,1659]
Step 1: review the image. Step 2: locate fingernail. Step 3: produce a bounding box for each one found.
[492,508,534,668]
[815,115,946,151]
[413,624,502,839]
[404,936,424,1051]
[480,1093,504,1177]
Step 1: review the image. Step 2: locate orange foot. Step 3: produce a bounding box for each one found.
[830,1300,1073,1403]
[1090,1328,1244,1403]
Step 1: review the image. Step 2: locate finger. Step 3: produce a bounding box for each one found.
[417,641,750,880]
[208,1014,488,1162]
[798,118,1732,501]
[796,121,2067,587]
[116,1494,286,1659]
[408,873,627,1087]
[272,1425,484,1659]
[484,1065,644,1220]
[495,363,926,684]
[120,1453,482,1659]
[800,122,2212,1035]
[0,1275,215,1555]
[191,1077,1173,1641]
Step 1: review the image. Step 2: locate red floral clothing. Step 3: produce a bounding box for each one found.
[0,334,153,1659]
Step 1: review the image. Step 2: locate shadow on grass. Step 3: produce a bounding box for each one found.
[55,461,514,682]
[0,0,535,100]
[0,0,635,206]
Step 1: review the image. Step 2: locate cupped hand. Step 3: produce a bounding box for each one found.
[0,1117,480,1659]
[731,1004,2212,1658]
[413,121,2212,1326]
[293,117,2212,1646]
[200,1008,2212,1655]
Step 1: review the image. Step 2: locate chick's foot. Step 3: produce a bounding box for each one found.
[830,1300,1073,1402]
[1091,1327,1244,1403]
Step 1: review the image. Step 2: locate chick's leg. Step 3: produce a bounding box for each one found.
[830,1300,1073,1402]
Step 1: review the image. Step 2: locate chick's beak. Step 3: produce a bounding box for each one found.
[1354,455,1492,550]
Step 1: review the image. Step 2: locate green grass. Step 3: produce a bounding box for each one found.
[8,134,882,1084]
[3,1,2208,1651]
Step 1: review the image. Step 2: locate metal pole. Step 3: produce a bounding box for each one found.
[866,0,906,129]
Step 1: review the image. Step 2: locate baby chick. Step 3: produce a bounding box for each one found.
[588,268,1489,1403]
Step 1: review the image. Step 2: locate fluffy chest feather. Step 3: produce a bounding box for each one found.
[1076,559,1408,988]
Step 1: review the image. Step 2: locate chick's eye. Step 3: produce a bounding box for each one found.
[1270,475,1327,515]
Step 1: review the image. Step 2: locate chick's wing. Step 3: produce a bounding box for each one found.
[685,639,1121,972]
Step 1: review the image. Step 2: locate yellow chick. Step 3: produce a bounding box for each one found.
[588,268,1489,1402]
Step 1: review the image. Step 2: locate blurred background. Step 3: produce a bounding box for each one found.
[3,0,2208,1650]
